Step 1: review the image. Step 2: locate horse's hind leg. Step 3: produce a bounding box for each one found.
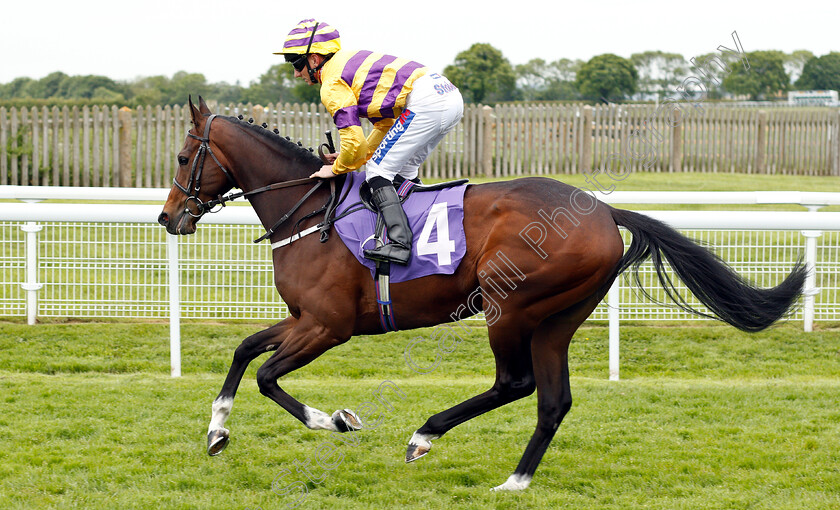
[405,319,536,462]
[491,298,598,491]
[207,317,297,455]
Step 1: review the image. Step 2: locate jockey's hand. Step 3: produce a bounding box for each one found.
[323,152,338,164]
[310,165,337,179]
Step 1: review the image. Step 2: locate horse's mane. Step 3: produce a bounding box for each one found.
[221,115,324,170]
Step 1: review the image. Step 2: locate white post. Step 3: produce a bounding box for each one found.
[21,222,43,325]
[608,279,620,381]
[802,230,822,333]
[167,234,182,377]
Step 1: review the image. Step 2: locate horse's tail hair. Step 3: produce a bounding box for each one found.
[609,206,806,332]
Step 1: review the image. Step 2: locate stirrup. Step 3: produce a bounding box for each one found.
[364,243,411,265]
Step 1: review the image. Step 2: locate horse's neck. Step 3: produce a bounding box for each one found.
[231,150,322,240]
[216,122,328,242]
[226,135,310,193]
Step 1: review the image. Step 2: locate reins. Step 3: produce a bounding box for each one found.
[173,114,337,246]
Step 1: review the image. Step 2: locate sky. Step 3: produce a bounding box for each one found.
[3,0,839,86]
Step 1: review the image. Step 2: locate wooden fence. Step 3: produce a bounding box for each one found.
[1,102,838,187]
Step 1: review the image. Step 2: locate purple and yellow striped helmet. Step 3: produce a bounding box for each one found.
[276,19,341,56]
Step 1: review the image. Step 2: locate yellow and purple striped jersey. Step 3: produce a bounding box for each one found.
[319,49,428,174]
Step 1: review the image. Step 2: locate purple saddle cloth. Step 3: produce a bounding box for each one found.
[332,171,468,283]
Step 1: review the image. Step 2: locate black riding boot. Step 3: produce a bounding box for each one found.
[364,185,412,265]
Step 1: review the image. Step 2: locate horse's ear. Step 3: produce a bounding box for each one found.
[188,95,203,127]
[198,96,212,115]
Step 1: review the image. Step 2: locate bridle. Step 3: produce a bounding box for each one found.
[172,113,339,245]
[173,114,239,218]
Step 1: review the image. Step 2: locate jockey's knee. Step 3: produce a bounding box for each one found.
[367,175,391,190]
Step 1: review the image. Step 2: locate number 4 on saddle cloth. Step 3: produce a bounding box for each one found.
[331,171,469,332]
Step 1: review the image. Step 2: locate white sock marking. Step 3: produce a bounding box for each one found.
[208,397,233,434]
[408,431,436,449]
[303,406,338,431]
[491,473,532,491]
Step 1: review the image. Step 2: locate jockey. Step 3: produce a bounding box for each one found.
[276,19,464,265]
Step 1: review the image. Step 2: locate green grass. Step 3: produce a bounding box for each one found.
[1,321,839,509]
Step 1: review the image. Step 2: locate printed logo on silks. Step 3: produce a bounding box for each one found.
[371,109,415,164]
[429,73,458,95]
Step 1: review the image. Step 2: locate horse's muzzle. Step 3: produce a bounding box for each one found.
[157,210,196,235]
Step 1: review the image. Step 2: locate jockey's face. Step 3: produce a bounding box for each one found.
[293,54,322,85]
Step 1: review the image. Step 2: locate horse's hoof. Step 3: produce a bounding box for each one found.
[405,443,429,462]
[405,432,434,462]
[331,409,362,432]
[207,429,230,456]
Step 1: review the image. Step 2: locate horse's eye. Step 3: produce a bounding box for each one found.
[178,156,189,166]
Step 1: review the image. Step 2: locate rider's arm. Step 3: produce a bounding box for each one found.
[321,80,369,174]
[332,125,369,174]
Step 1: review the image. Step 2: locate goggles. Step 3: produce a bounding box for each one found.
[289,54,308,72]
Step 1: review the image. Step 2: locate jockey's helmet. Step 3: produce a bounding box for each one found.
[276,19,341,68]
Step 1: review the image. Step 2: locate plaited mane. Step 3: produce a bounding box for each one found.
[223,114,323,170]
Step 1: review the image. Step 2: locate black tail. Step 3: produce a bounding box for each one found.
[610,207,807,332]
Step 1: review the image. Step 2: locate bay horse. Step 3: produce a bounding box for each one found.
[158,97,805,491]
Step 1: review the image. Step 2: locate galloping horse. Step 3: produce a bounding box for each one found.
[158,97,805,491]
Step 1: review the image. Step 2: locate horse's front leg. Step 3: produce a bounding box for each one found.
[207,317,298,455]
[254,314,361,434]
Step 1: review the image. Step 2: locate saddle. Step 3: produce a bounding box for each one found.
[357,175,470,211]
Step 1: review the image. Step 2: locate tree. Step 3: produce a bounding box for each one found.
[542,59,583,100]
[25,71,69,99]
[167,72,210,105]
[516,58,582,101]
[549,58,581,83]
[62,75,125,100]
[444,43,517,103]
[784,50,814,85]
[631,51,687,99]
[242,64,299,104]
[209,81,246,104]
[722,50,788,100]
[0,77,36,99]
[689,51,729,99]
[129,75,169,105]
[795,52,840,91]
[92,86,126,103]
[516,58,550,101]
[575,54,637,102]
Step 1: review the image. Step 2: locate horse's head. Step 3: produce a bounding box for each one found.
[158,96,237,235]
